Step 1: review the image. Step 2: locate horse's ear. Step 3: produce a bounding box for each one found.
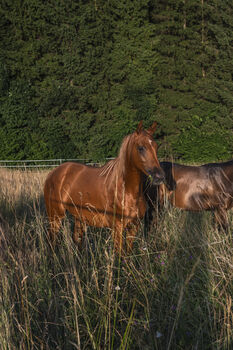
[147,121,157,135]
[136,120,143,134]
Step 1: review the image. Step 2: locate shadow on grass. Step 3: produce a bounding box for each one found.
[146,209,232,350]
[165,211,213,349]
[0,192,81,349]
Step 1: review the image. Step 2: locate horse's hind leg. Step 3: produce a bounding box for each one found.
[214,208,228,232]
[46,204,65,245]
[48,214,65,245]
[73,218,86,248]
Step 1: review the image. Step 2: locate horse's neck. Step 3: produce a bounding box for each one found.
[105,156,143,197]
[124,166,143,196]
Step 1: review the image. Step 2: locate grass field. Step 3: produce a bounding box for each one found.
[0,168,232,349]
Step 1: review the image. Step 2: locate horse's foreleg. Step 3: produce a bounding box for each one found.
[126,221,139,253]
[214,208,228,232]
[113,225,123,255]
[144,205,154,236]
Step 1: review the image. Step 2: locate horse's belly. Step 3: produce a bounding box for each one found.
[64,189,145,228]
[171,190,203,210]
[170,191,189,209]
[86,212,110,227]
[67,201,111,227]
[183,191,219,211]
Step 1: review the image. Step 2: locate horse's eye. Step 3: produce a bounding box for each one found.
[138,146,145,153]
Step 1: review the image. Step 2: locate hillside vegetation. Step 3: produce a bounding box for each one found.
[0,0,233,162]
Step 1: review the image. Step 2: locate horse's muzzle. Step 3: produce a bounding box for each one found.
[146,167,165,185]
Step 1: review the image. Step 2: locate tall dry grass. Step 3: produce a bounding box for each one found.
[0,168,232,349]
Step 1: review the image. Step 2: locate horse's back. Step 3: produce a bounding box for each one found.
[158,162,210,209]
[161,161,205,190]
[44,162,83,190]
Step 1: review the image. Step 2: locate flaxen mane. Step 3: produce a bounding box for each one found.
[100,133,135,188]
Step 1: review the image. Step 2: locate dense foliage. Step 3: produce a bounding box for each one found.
[0,0,233,161]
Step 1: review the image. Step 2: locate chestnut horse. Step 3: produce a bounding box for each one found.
[44,121,165,253]
[145,160,233,231]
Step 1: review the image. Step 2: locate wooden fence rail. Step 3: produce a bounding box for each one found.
[0,159,112,169]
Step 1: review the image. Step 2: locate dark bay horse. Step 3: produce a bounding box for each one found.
[44,121,165,253]
[145,160,233,231]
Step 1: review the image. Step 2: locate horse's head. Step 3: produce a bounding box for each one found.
[132,121,165,185]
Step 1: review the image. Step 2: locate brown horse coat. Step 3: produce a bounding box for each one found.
[44,121,165,253]
[145,160,233,230]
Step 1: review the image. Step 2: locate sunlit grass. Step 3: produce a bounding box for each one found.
[0,169,232,349]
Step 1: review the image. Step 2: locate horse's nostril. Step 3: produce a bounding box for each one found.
[146,168,165,185]
[158,173,165,181]
[158,169,165,180]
